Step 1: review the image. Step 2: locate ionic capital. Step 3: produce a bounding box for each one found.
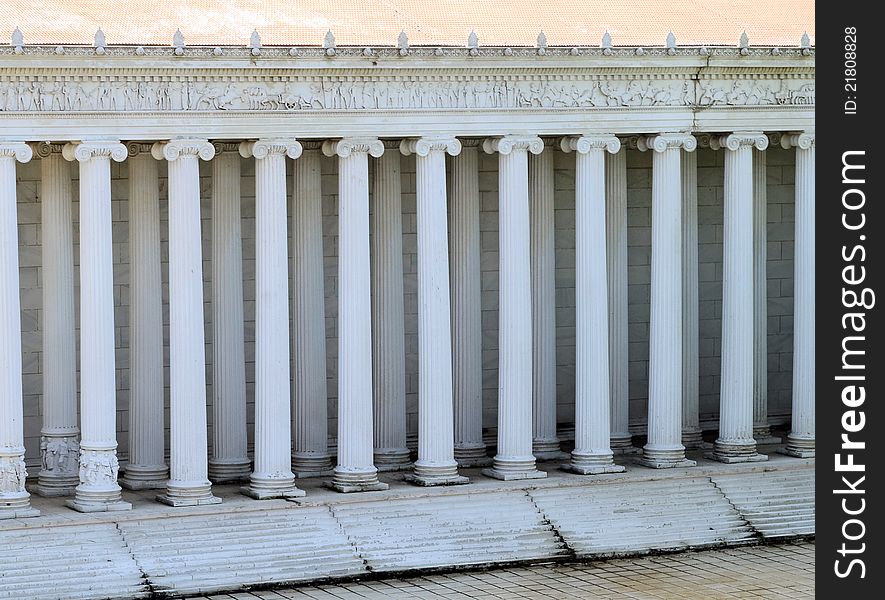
[400,136,462,158]
[780,132,815,150]
[125,142,156,158]
[322,137,385,159]
[239,139,303,160]
[150,139,215,162]
[715,132,769,152]
[62,141,126,163]
[637,133,697,153]
[482,135,544,156]
[31,142,64,159]
[559,135,621,155]
[211,141,240,155]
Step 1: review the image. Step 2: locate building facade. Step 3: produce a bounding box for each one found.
[0,26,814,517]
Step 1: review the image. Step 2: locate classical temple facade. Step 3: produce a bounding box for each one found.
[0,3,814,522]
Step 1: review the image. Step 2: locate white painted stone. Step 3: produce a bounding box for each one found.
[239,139,305,499]
[561,135,625,475]
[528,142,564,461]
[323,137,389,493]
[711,133,768,464]
[119,145,168,490]
[291,143,334,476]
[401,136,467,486]
[152,139,220,507]
[782,133,815,458]
[449,141,490,467]
[0,142,39,519]
[637,134,697,469]
[680,149,703,449]
[481,135,546,481]
[371,142,410,471]
[62,140,131,512]
[34,143,80,496]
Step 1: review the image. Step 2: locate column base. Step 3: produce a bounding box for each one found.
[610,434,639,454]
[454,444,492,467]
[120,464,169,490]
[779,447,815,459]
[404,473,470,487]
[638,445,696,469]
[240,485,306,500]
[562,463,626,475]
[708,439,768,463]
[636,457,698,469]
[373,448,413,472]
[33,478,78,497]
[532,438,568,462]
[325,467,389,493]
[65,498,132,512]
[156,482,221,507]
[753,427,783,446]
[481,467,547,481]
[118,478,167,491]
[681,429,706,450]
[324,480,390,493]
[705,451,769,464]
[291,452,334,478]
[780,435,815,458]
[208,458,252,483]
[482,456,547,481]
[0,506,40,520]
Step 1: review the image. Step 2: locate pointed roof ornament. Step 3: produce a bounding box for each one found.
[172,28,185,55]
[94,28,106,54]
[666,31,676,48]
[324,30,336,55]
[11,26,23,49]
[249,29,261,55]
[601,30,613,55]
[398,30,409,55]
[467,30,479,55]
[800,31,810,48]
[739,31,749,48]
[537,30,547,48]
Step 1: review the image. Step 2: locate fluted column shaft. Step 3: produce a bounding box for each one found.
[481,136,546,481]
[680,150,703,448]
[120,147,168,490]
[35,145,80,496]
[449,143,489,466]
[783,133,815,457]
[638,134,696,469]
[153,139,220,506]
[63,141,131,512]
[371,144,410,470]
[401,137,467,486]
[752,149,776,441]
[712,133,768,463]
[323,138,388,492]
[561,136,625,474]
[291,144,333,475]
[240,140,305,499]
[208,147,250,483]
[529,145,563,460]
[0,142,39,519]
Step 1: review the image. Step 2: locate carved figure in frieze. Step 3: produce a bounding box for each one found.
[79,451,119,486]
[156,81,171,110]
[0,457,27,493]
[790,83,815,105]
[308,82,325,109]
[745,81,775,105]
[698,81,727,105]
[725,80,749,105]
[598,81,623,107]
[17,81,37,111]
[41,436,79,474]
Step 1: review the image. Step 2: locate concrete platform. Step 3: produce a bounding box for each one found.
[0,448,814,600]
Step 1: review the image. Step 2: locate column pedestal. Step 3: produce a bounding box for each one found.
[152,139,220,507]
[636,134,697,470]
[708,133,768,465]
[323,138,389,493]
[481,136,547,482]
[63,141,131,512]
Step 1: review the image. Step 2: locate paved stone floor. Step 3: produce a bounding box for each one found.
[194,542,814,600]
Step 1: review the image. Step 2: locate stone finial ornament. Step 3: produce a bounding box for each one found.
[398,30,409,55]
[467,30,479,55]
[12,26,23,53]
[94,28,106,54]
[602,30,613,55]
[800,32,811,55]
[324,30,336,55]
[55,45,64,55]
[172,29,185,55]
[739,31,750,55]
[665,31,676,54]
[537,30,547,48]
[249,29,261,55]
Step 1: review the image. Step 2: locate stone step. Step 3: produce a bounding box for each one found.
[711,469,815,539]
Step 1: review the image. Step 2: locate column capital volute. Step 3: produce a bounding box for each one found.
[239,139,303,160]
[637,133,697,153]
[780,132,815,150]
[125,142,155,158]
[150,139,215,162]
[61,140,127,163]
[716,132,769,152]
[211,141,241,155]
[30,142,67,159]
[559,135,621,155]
[0,141,32,163]
[322,137,385,159]
[482,135,544,156]
[400,136,462,158]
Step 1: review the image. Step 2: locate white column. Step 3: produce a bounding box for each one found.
[119,144,168,490]
[449,140,490,467]
[529,142,564,460]
[752,147,779,443]
[371,142,410,471]
[637,134,697,469]
[152,139,220,506]
[401,136,468,486]
[239,140,305,499]
[481,135,546,481]
[34,143,80,496]
[63,141,131,512]
[323,138,389,493]
[605,147,635,452]
[208,144,251,483]
[680,149,703,449]
[782,133,815,458]
[0,142,39,519]
[710,133,769,464]
[561,135,625,474]
[291,142,333,476]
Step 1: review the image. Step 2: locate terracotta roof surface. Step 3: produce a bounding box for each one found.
[5,0,814,47]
